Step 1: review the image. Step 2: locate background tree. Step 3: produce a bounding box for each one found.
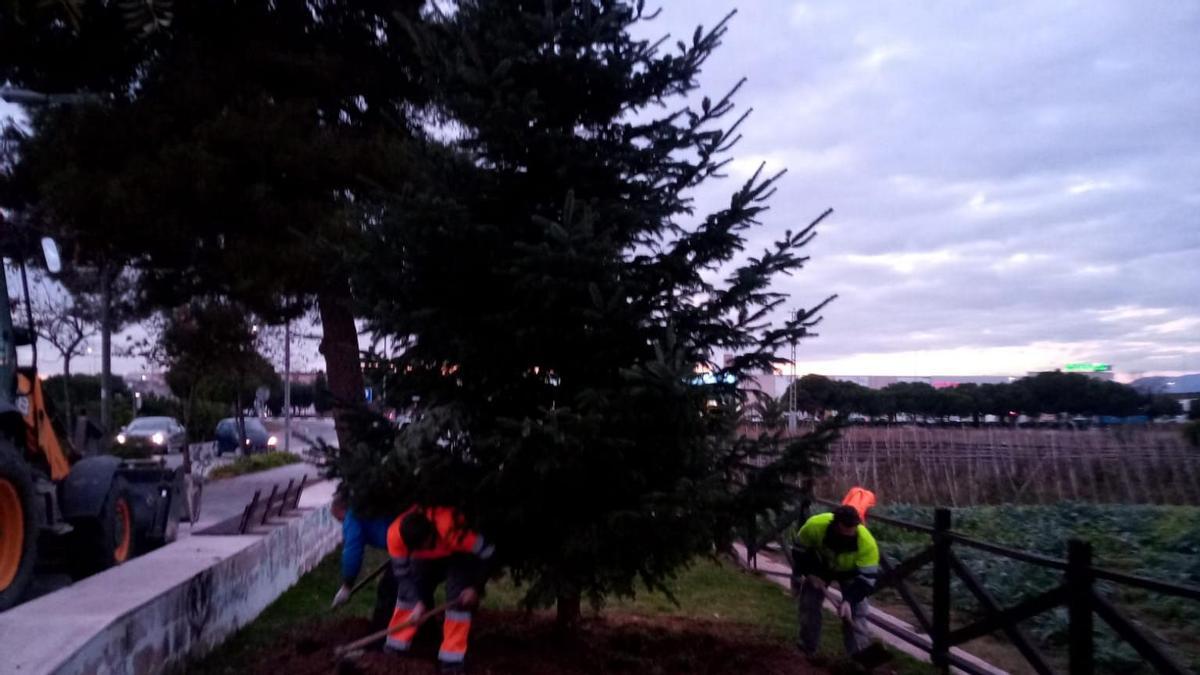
[748,390,788,430]
[1147,395,1183,419]
[0,0,160,431]
[158,300,276,445]
[60,266,145,430]
[41,373,132,431]
[312,372,334,416]
[763,371,1164,426]
[781,374,838,417]
[347,2,838,628]
[2,0,431,447]
[29,283,96,428]
[271,381,315,417]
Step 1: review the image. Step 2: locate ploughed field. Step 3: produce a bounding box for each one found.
[816,426,1199,505]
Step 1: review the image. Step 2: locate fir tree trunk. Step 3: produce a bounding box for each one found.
[317,277,364,451]
[555,590,581,634]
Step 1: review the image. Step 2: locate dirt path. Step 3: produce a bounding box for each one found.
[248,610,832,675]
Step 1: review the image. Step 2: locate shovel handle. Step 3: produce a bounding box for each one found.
[334,599,455,657]
[332,559,391,612]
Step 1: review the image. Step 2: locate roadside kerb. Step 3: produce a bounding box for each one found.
[0,480,338,675]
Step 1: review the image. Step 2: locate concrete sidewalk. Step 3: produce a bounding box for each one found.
[0,481,338,675]
[188,461,318,533]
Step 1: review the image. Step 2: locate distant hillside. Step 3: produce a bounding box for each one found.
[1130,374,1200,394]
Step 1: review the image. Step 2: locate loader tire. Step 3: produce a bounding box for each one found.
[0,441,38,611]
[69,476,135,579]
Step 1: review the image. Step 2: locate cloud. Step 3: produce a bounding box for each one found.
[7,5,1199,379]
[638,1,1200,376]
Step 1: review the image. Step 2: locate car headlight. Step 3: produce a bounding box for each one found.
[116,433,126,444]
[152,432,165,445]
[267,435,278,447]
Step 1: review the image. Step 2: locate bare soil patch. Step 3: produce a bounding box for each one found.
[250,609,828,675]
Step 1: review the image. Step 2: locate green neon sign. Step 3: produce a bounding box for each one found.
[1064,362,1111,372]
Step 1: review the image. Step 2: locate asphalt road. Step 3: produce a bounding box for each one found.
[266,416,339,454]
[154,415,334,470]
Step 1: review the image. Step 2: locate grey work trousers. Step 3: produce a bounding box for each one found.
[796,579,873,656]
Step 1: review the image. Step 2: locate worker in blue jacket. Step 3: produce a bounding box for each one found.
[330,490,397,635]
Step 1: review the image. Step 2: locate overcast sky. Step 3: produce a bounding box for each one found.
[640,0,1200,379]
[5,1,1198,381]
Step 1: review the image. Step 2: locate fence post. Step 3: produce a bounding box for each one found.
[278,479,295,516]
[1068,539,1094,675]
[237,489,261,535]
[931,507,952,672]
[260,485,278,525]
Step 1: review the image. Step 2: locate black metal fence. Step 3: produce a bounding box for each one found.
[235,474,309,534]
[745,498,1200,675]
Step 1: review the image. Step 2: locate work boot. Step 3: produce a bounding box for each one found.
[851,643,893,670]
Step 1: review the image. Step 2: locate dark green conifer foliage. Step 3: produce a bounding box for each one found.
[347,2,838,626]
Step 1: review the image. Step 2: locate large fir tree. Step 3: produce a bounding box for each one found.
[348,1,838,627]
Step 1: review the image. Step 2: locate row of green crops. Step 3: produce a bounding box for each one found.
[865,503,1200,673]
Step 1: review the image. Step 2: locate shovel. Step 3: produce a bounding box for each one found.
[334,598,455,659]
[331,559,391,613]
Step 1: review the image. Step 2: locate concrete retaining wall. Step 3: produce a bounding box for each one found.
[0,481,338,675]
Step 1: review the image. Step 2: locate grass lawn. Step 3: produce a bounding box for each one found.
[183,548,934,674]
[207,451,302,480]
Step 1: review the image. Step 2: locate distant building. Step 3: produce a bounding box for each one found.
[1040,362,1116,381]
[289,371,322,385]
[124,372,172,398]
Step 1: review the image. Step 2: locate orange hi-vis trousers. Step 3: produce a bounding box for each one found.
[386,555,475,664]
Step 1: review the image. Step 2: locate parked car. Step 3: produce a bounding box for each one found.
[115,416,187,455]
[215,417,278,455]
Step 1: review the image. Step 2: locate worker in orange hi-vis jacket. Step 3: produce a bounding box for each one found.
[385,505,495,674]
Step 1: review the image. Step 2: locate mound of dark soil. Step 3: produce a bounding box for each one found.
[248,610,828,674]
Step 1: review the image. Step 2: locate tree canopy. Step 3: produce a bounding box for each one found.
[780,371,1170,422]
[157,300,277,436]
[1,0,432,442]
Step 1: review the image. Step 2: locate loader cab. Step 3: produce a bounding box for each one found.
[0,236,60,408]
[0,237,70,479]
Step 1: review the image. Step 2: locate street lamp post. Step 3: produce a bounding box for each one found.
[284,321,291,453]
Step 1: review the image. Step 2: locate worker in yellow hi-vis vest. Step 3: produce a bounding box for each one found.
[788,505,880,659]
